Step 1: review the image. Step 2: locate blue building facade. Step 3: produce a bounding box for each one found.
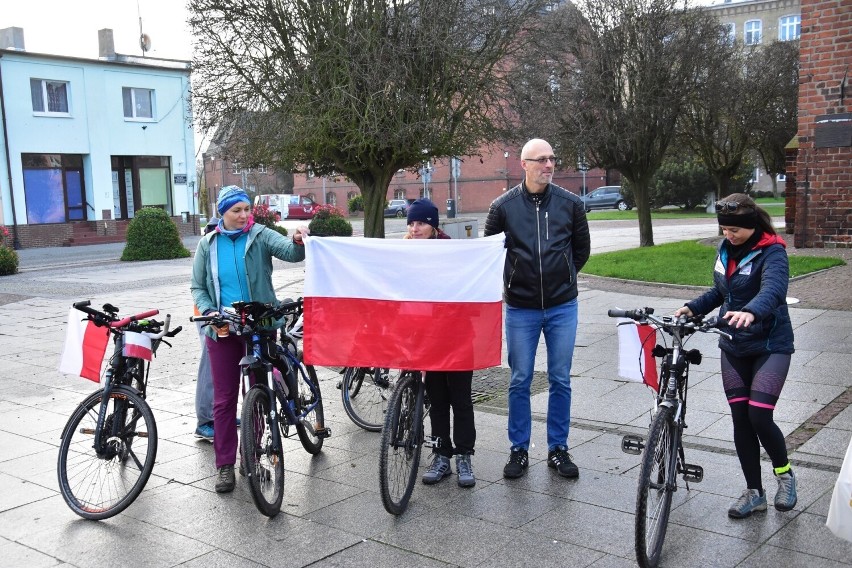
[0,27,196,248]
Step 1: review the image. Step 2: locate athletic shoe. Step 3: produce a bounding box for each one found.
[547,447,579,478]
[215,464,235,493]
[503,447,528,479]
[194,423,214,442]
[774,470,797,511]
[728,488,767,518]
[456,454,476,488]
[422,454,452,485]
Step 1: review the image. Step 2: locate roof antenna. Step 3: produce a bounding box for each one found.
[137,0,151,56]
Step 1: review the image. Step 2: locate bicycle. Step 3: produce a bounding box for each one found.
[608,307,731,568]
[378,370,437,515]
[192,298,329,517]
[57,300,182,520]
[339,367,404,431]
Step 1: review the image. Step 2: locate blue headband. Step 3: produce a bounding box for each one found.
[217,185,250,215]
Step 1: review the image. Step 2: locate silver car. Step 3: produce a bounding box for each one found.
[581,186,632,212]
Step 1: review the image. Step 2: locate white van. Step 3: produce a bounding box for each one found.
[253,194,288,220]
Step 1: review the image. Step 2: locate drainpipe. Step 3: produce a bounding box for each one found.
[0,54,21,249]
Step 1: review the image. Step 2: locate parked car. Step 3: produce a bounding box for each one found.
[383,199,411,218]
[581,186,632,212]
[253,194,288,220]
[286,195,319,219]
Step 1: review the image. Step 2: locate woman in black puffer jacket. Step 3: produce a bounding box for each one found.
[676,193,796,520]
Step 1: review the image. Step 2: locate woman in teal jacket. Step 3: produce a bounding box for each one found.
[191,185,308,493]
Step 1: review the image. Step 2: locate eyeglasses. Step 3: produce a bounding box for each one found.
[523,156,558,165]
[714,201,751,213]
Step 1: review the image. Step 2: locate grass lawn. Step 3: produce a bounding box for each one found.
[585,197,785,221]
[582,240,845,287]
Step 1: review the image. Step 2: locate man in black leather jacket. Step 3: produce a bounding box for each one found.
[484,138,591,480]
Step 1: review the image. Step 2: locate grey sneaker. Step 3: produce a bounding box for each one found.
[422,454,452,485]
[774,470,797,512]
[728,488,767,519]
[456,454,475,488]
[215,464,235,493]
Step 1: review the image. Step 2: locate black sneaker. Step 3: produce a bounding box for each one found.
[503,448,529,479]
[548,447,579,478]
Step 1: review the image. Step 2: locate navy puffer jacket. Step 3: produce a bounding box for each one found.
[686,234,794,356]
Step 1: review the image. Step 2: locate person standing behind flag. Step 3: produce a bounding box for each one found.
[675,193,796,519]
[484,138,591,480]
[404,198,477,488]
[191,185,309,494]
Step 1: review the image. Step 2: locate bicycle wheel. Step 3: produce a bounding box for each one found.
[241,386,284,517]
[635,405,677,568]
[341,367,400,432]
[378,372,424,515]
[294,364,325,454]
[57,386,157,520]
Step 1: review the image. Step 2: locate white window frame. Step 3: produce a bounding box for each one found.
[744,20,762,45]
[122,87,155,120]
[30,78,71,116]
[258,164,267,174]
[232,163,241,175]
[778,15,800,41]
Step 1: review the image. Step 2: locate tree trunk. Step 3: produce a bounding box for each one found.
[770,175,779,198]
[354,172,394,239]
[632,180,655,247]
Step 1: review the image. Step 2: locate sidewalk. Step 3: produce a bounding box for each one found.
[0,222,850,567]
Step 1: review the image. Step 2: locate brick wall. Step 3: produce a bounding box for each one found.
[794,0,852,248]
[8,215,199,249]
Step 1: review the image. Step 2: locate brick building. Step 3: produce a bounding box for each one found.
[788,0,851,248]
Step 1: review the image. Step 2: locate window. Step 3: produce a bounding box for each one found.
[30,79,69,114]
[258,164,267,174]
[779,15,800,41]
[744,20,762,45]
[232,163,241,175]
[326,192,336,206]
[122,87,154,119]
[21,153,85,223]
[723,22,735,45]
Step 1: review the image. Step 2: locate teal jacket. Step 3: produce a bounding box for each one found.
[190,224,305,339]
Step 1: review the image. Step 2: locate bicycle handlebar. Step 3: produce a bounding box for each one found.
[72,301,181,338]
[609,307,732,340]
[190,299,304,328]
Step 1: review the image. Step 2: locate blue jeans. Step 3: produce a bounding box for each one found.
[195,322,214,427]
[505,299,578,451]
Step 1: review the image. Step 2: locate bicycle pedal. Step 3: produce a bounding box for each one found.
[682,463,703,482]
[314,424,331,438]
[621,434,644,455]
[423,436,441,449]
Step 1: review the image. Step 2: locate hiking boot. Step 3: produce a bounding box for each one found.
[774,470,797,512]
[728,488,767,519]
[456,454,475,488]
[422,454,452,485]
[548,447,579,478]
[193,422,214,442]
[215,464,236,493]
[503,448,528,479]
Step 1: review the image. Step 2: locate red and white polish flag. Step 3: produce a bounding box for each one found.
[123,332,153,361]
[303,234,506,371]
[617,320,659,391]
[58,308,110,382]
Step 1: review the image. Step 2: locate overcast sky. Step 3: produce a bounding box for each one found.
[2,0,729,62]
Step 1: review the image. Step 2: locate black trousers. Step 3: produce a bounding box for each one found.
[424,370,476,457]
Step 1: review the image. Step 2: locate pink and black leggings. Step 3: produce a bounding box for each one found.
[721,351,792,492]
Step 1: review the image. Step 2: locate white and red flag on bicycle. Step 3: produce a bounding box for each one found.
[617,321,659,391]
[302,234,506,371]
[59,308,110,382]
[123,332,153,361]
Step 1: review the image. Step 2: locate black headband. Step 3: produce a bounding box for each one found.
[717,211,758,229]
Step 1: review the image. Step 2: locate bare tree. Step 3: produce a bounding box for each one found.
[680,40,799,201]
[189,0,548,237]
[752,41,799,198]
[509,0,724,246]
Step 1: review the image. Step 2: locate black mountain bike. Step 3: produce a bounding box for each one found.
[193,298,329,517]
[339,367,404,431]
[378,370,437,515]
[609,307,731,568]
[57,300,181,520]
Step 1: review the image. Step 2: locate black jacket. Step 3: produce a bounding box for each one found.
[484,182,591,308]
[686,233,794,356]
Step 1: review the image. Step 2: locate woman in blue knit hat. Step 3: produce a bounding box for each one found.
[191,185,310,493]
[404,198,476,488]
